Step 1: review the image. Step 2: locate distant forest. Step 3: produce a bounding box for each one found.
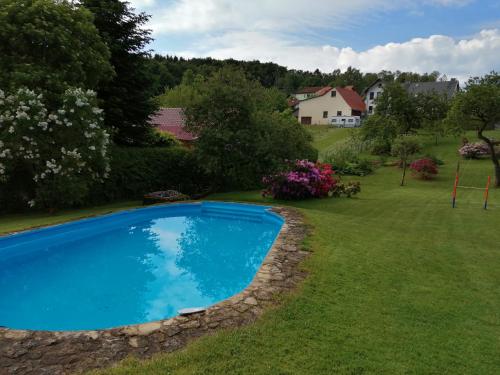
[146,55,449,97]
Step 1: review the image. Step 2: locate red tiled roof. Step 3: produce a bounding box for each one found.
[315,86,333,97]
[295,86,326,94]
[336,87,366,112]
[149,108,197,141]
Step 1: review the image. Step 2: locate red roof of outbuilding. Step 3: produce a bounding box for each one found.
[149,108,197,141]
[336,87,366,112]
[316,86,333,97]
[295,86,325,94]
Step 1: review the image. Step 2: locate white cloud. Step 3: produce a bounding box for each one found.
[128,0,156,9]
[173,29,500,82]
[130,0,497,81]
[149,0,397,34]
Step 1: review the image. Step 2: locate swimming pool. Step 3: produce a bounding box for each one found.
[0,202,283,331]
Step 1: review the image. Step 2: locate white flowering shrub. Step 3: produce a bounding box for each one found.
[0,88,110,209]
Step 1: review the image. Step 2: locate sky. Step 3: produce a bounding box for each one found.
[129,0,500,82]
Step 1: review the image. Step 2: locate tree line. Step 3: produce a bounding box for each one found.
[147,55,444,97]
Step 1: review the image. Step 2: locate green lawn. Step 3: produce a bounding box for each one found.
[0,201,140,235]
[306,125,351,158]
[2,131,500,374]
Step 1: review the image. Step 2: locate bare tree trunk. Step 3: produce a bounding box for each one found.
[478,127,500,187]
[401,160,407,186]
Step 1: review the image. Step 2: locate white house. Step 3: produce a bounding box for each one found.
[296,86,366,125]
[363,79,460,116]
[362,79,385,115]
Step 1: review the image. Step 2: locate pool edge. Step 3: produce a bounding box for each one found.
[0,205,310,375]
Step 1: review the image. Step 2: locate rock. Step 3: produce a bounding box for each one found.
[180,320,200,329]
[136,322,162,336]
[244,297,258,306]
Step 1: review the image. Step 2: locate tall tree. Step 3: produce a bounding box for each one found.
[81,0,157,145]
[375,82,420,134]
[446,77,500,187]
[0,0,113,106]
[415,92,451,144]
[184,67,316,189]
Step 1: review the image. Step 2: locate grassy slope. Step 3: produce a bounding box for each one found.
[306,126,351,158]
[2,130,499,374]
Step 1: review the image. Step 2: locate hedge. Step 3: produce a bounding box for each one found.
[89,146,209,203]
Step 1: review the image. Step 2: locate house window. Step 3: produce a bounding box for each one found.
[337,111,342,116]
[369,92,374,100]
[368,106,373,114]
[323,111,328,118]
[331,91,336,97]
[348,119,354,123]
[332,119,337,123]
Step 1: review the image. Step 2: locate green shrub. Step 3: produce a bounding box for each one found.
[89,146,209,203]
[370,138,393,156]
[331,181,361,197]
[324,142,373,176]
[142,129,181,147]
[423,153,445,166]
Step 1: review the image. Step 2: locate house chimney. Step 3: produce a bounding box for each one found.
[345,85,354,91]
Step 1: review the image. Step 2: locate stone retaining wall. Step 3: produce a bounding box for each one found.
[0,207,309,375]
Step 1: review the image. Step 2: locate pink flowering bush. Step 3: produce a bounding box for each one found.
[262,160,341,200]
[458,142,490,159]
[409,158,438,180]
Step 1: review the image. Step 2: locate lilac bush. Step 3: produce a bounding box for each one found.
[0,88,110,209]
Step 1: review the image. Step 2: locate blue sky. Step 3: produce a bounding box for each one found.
[129,0,500,81]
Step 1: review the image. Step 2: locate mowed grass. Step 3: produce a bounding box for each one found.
[1,130,499,374]
[0,201,140,235]
[94,131,499,374]
[306,125,351,157]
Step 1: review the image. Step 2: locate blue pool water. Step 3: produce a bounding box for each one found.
[0,202,283,331]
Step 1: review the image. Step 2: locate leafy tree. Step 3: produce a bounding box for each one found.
[466,71,500,87]
[157,70,204,108]
[184,67,317,189]
[330,67,365,92]
[391,138,422,186]
[375,82,420,134]
[415,92,451,144]
[446,78,500,187]
[0,0,113,106]
[395,70,440,83]
[81,0,157,145]
[361,114,400,142]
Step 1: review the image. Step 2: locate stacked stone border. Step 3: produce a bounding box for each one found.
[0,206,309,375]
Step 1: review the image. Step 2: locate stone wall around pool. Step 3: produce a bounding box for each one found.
[0,206,310,375]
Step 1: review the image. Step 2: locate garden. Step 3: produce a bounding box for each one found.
[1,1,500,374]
[2,129,498,375]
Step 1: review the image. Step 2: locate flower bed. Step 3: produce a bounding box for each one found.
[262,160,360,200]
